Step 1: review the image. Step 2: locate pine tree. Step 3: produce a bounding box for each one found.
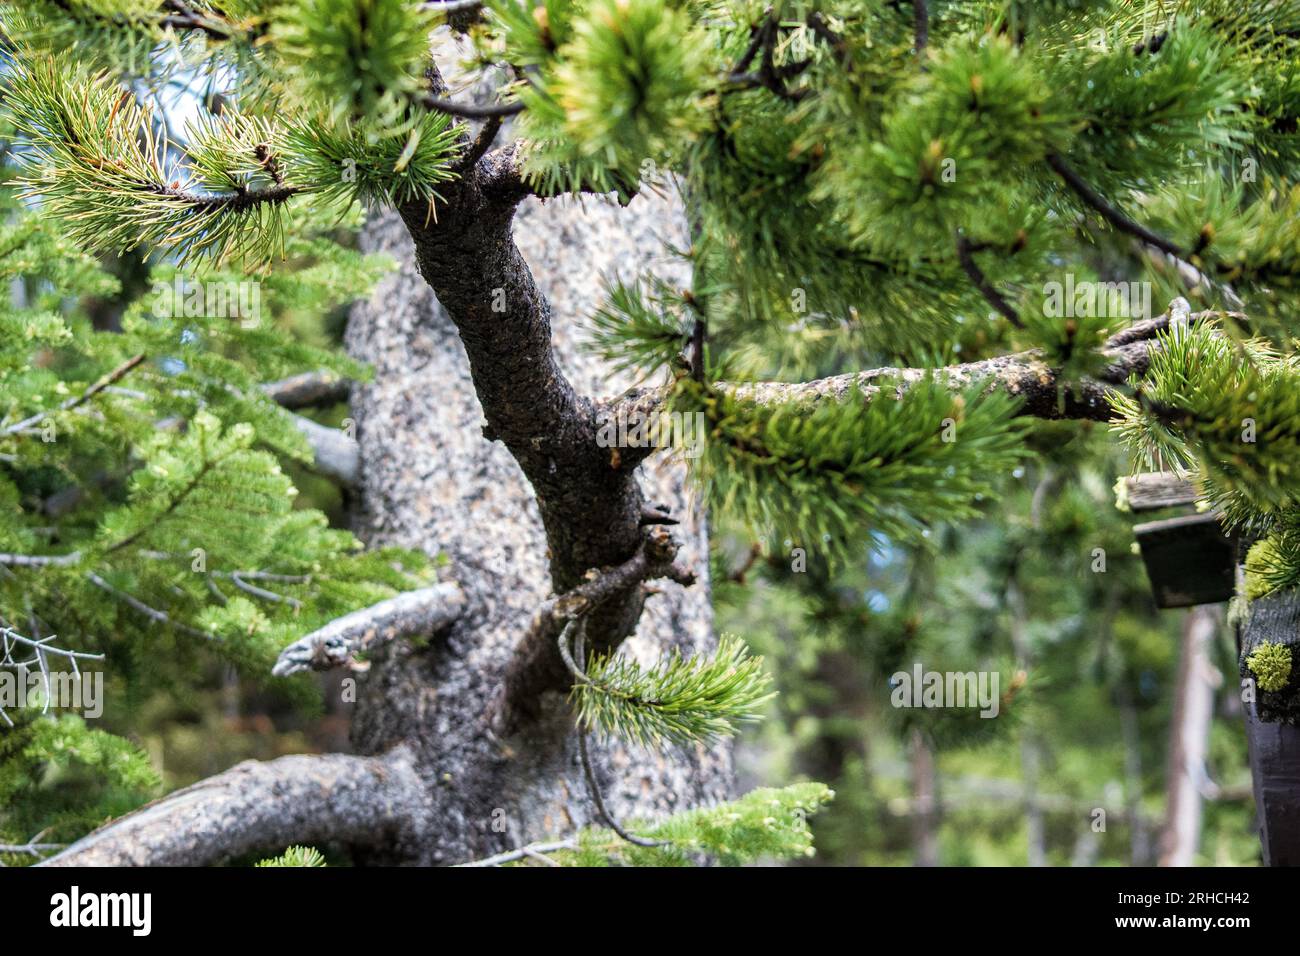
[1,0,1298,866]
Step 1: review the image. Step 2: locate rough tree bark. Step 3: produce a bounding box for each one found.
[336,191,732,864]
[44,751,425,867]
[46,145,733,867]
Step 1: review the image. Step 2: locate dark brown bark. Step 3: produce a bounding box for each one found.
[261,371,353,409]
[340,184,731,864]
[395,147,652,701]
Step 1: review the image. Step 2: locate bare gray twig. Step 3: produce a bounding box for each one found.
[272,582,466,677]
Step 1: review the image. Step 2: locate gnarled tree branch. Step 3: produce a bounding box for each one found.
[498,526,694,730]
[1,353,146,438]
[273,582,467,676]
[288,413,359,487]
[614,308,1224,437]
[257,371,359,486]
[40,749,425,866]
[261,371,352,410]
[393,61,657,709]
[1046,152,1184,259]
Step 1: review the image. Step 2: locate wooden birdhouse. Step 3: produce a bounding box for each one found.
[1123,472,1238,607]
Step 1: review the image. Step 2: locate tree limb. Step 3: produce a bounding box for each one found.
[255,372,359,484]
[418,93,525,119]
[456,838,577,867]
[1,353,146,437]
[423,0,484,12]
[396,63,654,680]
[0,838,64,860]
[273,582,467,676]
[159,176,299,213]
[0,551,80,567]
[228,571,301,609]
[159,0,239,39]
[737,337,1163,414]
[1046,151,1184,258]
[564,621,666,847]
[955,233,1022,327]
[40,750,425,866]
[531,526,693,632]
[86,571,220,642]
[913,0,929,56]
[1102,301,1238,347]
[260,371,352,410]
[477,140,637,205]
[498,527,694,729]
[2,361,357,487]
[614,309,1224,433]
[458,114,505,171]
[288,413,359,487]
[723,353,1117,420]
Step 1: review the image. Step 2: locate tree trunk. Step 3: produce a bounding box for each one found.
[1007,577,1046,867]
[342,194,732,864]
[1158,605,1220,866]
[1117,691,1152,865]
[909,728,940,867]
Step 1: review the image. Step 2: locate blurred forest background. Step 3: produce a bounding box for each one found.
[711,276,1258,865]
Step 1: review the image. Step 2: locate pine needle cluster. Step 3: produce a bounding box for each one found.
[572,633,773,747]
[674,377,1029,561]
[558,782,834,866]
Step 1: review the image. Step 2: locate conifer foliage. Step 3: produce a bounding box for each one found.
[1,0,1300,866]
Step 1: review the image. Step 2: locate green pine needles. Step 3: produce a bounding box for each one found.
[585,276,692,376]
[572,633,773,747]
[531,0,709,182]
[1,713,160,860]
[675,377,1028,560]
[1,0,211,75]
[280,112,461,209]
[559,782,834,866]
[8,61,296,266]
[271,0,439,130]
[14,0,1300,350]
[1111,323,1300,515]
[1245,531,1300,601]
[256,845,327,866]
[0,164,444,852]
[1110,320,1300,596]
[823,33,1069,256]
[5,49,464,268]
